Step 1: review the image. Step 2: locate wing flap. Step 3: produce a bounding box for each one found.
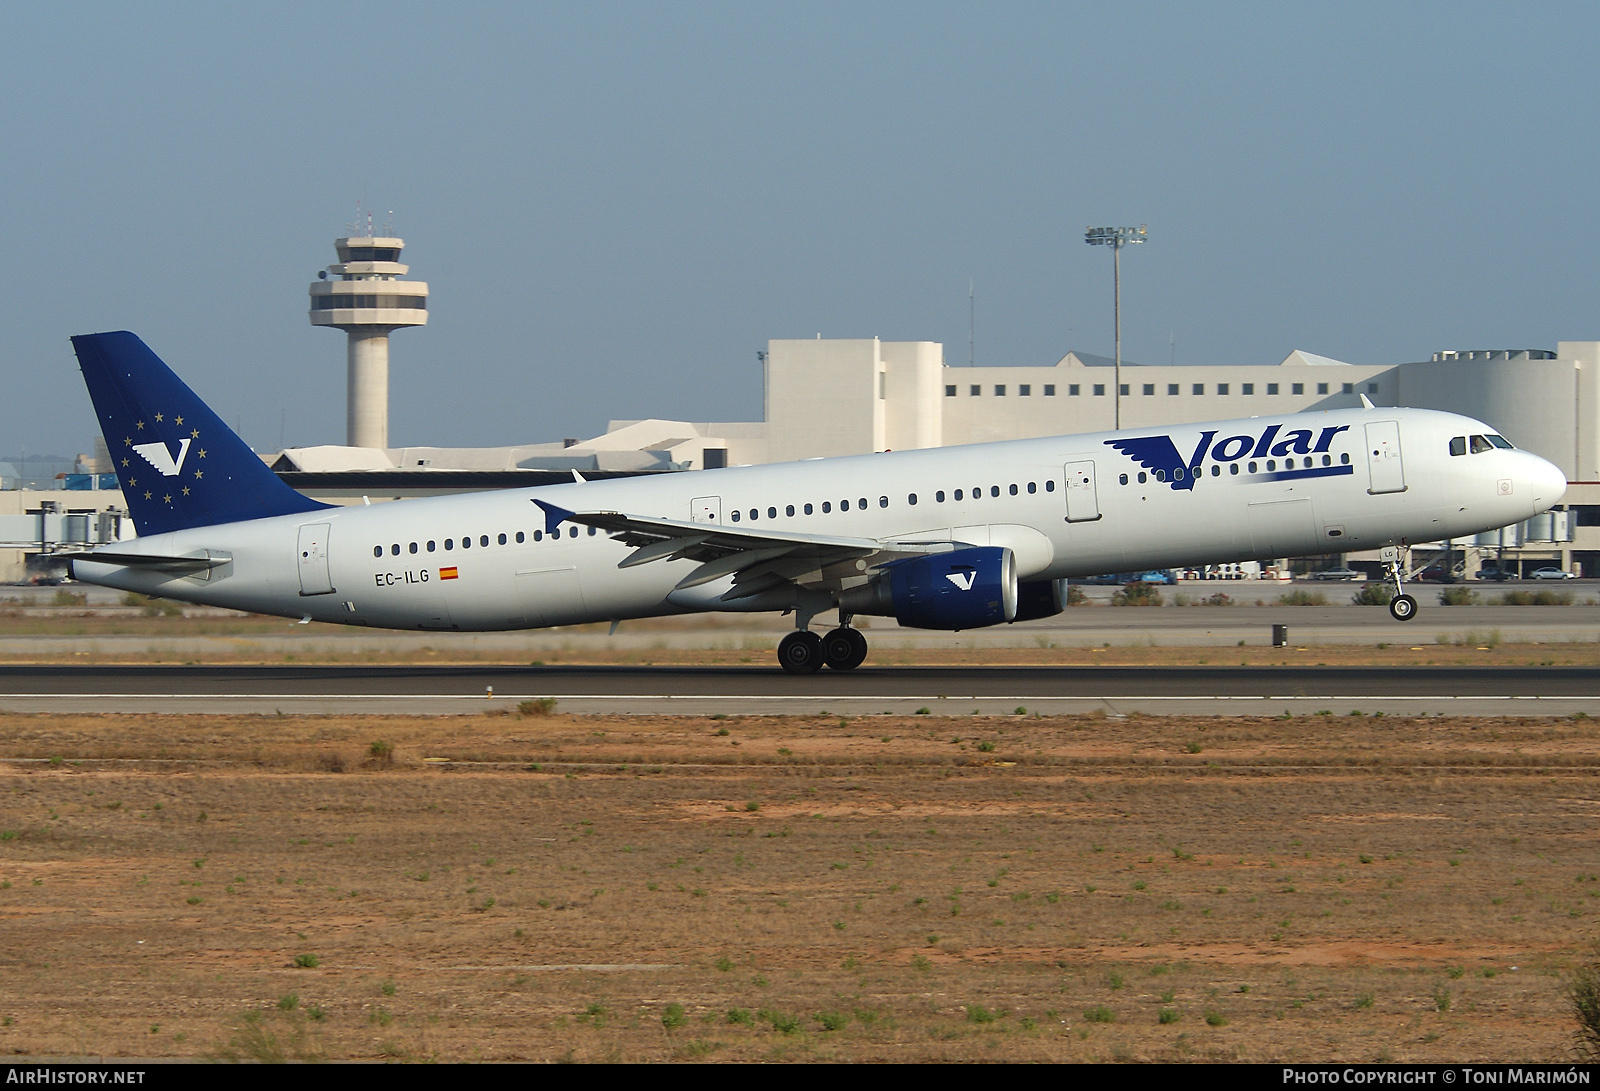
[534,499,960,595]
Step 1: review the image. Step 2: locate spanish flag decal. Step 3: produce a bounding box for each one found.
[440,567,459,580]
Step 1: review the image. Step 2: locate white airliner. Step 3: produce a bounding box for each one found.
[67,332,1566,673]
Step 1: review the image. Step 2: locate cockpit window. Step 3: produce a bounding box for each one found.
[1487,435,1514,449]
[1449,436,1466,456]
[1470,435,1494,454]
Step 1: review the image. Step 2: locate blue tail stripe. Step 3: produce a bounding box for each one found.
[72,331,331,536]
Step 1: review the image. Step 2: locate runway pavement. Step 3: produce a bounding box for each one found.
[1,663,1596,716]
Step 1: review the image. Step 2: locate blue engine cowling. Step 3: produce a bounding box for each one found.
[883,546,1017,630]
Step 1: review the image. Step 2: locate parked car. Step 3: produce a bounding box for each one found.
[1529,567,1577,580]
[1475,568,1519,581]
[1132,569,1176,585]
[1307,568,1362,581]
[1413,566,1457,584]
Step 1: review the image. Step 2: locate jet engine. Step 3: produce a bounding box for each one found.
[841,546,1017,630]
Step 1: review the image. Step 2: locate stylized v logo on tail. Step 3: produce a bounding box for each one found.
[133,438,190,477]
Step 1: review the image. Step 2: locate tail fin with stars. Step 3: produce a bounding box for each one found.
[71,331,330,536]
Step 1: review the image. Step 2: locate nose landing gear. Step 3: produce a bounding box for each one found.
[1383,546,1418,622]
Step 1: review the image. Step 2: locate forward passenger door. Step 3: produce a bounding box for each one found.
[1365,421,1407,494]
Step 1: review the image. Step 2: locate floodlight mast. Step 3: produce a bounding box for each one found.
[1084,224,1148,429]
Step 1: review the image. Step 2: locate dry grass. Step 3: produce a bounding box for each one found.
[0,709,1597,1061]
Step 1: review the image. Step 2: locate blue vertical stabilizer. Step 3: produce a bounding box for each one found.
[71,331,332,535]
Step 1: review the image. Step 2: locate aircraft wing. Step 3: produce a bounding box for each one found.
[533,499,948,600]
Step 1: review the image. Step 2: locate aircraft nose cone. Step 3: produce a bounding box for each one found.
[1528,454,1567,508]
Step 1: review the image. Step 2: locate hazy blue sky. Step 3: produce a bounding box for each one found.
[2,3,1596,455]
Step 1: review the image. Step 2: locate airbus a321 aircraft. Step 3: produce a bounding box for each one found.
[67,332,1566,674]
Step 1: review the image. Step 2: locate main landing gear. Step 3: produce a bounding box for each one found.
[777,616,869,674]
[1383,546,1418,622]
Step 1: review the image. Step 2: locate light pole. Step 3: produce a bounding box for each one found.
[1084,224,1148,429]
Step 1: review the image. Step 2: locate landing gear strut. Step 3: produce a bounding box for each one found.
[1384,545,1417,622]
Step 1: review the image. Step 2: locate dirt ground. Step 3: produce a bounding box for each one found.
[2,709,1598,1062]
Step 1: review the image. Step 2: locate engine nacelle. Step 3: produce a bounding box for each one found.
[1011,578,1069,623]
[843,546,1017,630]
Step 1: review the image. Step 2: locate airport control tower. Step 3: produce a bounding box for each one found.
[308,233,428,449]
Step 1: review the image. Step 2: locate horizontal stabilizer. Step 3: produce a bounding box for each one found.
[69,550,230,576]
